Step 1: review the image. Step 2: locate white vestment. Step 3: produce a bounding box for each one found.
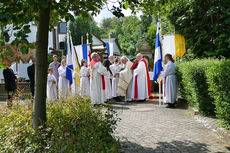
[160,61,177,104]
[90,62,107,104]
[105,70,112,100]
[132,60,149,100]
[47,74,57,101]
[110,64,122,97]
[58,65,69,98]
[117,61,133,100]
[80,66,90,97]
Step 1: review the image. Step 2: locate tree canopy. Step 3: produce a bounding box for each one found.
[95,15,155,55]
[120,0,230,58]
[167,0,230,57]
[69,16,102,45]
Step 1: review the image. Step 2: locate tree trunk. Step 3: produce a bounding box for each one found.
[32,2,50,129]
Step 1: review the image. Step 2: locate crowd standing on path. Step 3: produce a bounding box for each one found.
[2,52,178,108]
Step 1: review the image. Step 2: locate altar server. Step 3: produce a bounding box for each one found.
[159,54,177,108]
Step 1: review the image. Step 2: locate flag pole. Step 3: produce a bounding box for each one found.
[81,36,83,45]
[86,32,92,62]
[86,32,89,44]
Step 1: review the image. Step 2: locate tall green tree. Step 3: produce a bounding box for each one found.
[120,0,230,58]
[167,0,230,57]
[0,0,105,128]
[99,15,155,55]
[69,16,102,45]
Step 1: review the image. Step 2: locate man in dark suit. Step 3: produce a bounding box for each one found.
[27,57,35,97]
[3,60,17,107]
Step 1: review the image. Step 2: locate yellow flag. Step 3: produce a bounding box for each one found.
[72,47,80,87]
[175,34,186,58]
[70,33,80,87]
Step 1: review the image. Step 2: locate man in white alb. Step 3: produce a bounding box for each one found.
[132,53,151,101]
[109,58,122,99]
[89,53,107,105]
[117,56,133,101]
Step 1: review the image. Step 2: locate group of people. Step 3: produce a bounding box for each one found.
[89,53,152,105]
[44,52,153,105]
[46,55,91,101]
[2,52,178,108]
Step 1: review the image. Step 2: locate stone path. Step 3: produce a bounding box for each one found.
[113,101,230,153]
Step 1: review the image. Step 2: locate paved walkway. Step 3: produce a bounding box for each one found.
[113,101,230,153]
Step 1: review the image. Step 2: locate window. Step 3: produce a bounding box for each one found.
[58,22,67,34]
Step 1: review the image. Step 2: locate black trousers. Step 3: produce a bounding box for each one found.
[7,90,15,107]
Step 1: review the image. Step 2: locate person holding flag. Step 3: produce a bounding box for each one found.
[159,54,178,108]
[80,59,90,97]
[69,31,80,94]
[153,19,178,108]
[58,59,69,98]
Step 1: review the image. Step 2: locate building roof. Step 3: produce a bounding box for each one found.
[102,38,122,52]
[138,40,153,54]
[92,33,106,46]
[92,33,121,55]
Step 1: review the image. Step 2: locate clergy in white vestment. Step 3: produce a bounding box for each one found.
[108,55,114,65]
[110,58,122,98]
[80,59,90,97]
[103,59,113,100]
[117,56,133,101]
[58,59,69,99]
[89,53,107,105]
[159,54,178,108]
[131,53,151,101]
[47,67,57,101]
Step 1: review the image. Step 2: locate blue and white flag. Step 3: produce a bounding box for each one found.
[106,42,110,56]
[74,44,91,64]
[66,30,73,84]
[153,19,163,82]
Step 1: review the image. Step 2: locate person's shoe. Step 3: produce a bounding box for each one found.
[137,99,145,102]
[169,103,175,108]
[166,104,171,108]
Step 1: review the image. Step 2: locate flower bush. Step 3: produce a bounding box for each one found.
[0,96,120,152]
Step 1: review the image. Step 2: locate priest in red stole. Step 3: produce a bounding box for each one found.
[89,53,107,105]
[132,53,151,101]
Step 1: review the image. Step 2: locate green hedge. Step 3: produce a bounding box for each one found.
[177,59,230,128]
[206,60,230,129]
[0,96,120,152]
[177,59,216,115]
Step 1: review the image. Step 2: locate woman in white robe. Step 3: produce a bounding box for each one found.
[47,67,57,101]
[80,59,90,97]
[58,59,69,99]
[160,54,178,108]
[103,59,112,100]
[110,58,122,98]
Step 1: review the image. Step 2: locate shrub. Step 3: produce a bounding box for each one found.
[206,60,230,129]
[0,96,120,152]
[177,59,217,115]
